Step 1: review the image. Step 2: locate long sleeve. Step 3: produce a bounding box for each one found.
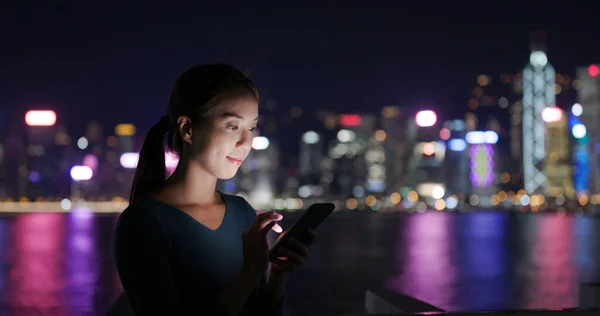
[113,206,181,315]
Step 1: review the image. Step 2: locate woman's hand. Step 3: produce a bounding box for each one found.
[241,212,283,285]
[270,229,317,274]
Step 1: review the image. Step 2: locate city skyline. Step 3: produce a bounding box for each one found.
[2,5,600,140]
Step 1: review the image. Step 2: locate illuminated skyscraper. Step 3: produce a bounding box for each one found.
[443,120,469,195]
[465,130,499,204]
[297,130,326,198]
[327,114,378,197]
[23,110,63,199]
[408,110,446,200]
[380,106,409,193]
[541,107,574,198]
[577,64,600,193]
[522,33,555,194]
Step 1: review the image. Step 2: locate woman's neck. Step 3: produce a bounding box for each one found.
[157,158,219,206]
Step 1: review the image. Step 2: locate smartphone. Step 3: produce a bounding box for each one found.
[269,203,335,259]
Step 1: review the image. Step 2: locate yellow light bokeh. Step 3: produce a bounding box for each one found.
[390,193,401,204]
[115,124,136,137]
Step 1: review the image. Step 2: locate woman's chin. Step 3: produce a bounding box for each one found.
[216,168,240,180]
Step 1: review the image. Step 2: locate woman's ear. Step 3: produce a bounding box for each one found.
[177,115,193,144]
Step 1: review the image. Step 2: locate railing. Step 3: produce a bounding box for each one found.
[363,282,600,316]
[106,282,599,316]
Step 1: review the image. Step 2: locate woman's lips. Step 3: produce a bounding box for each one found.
[226,156,243,165]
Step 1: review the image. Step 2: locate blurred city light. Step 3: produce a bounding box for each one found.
[82,154,98,171]
[448,139,467,151]
[70,165,93,181]
[541,107,563,123]
[118,152,179,169]
[529,51,548,67]
[589,64,599,77]
[572,124,587,139]
[572,103,583,117]
[465,130,498,144]
[381,106,399,118]
[115,123,136,136]
[451,120,465,131]
[302,131,320,144]
[337,129,356,143]
[439,128,450,140]
[432,185,445,199]
[252,136,270,150]
[120,153,139,169]
[339,114,361,127]
[423,143,435,156]
[415,110,437,127]
[77,137,88,150]
[25,110,57,126]
[415,183,445,199]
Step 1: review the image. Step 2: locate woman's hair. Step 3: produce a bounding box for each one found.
[129,64,258,204]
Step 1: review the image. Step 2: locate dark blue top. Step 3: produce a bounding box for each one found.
[113,192,283,315]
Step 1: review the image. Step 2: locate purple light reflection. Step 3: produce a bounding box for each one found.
[0,218,10,304]
[573,216,600,283]
[523,215,578,309]
[459,212,508,310]
[386,212,459,311]
[9,213,67,315]
[66,207,98,314]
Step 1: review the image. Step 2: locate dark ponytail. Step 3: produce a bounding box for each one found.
[129,117,169,204]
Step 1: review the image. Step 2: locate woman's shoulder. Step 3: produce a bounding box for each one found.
[115,198,165,232]
[221,192,257,221]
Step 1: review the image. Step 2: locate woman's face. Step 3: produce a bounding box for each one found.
[190,93,259,180]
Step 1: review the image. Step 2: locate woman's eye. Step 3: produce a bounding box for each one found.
[249,127,257,132]
[227,125,238,131]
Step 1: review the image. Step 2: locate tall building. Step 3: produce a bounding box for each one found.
[465,129,499,205]
[542,107,574,198]
[298,130,326,198]
[380,106,409,194]
[407,110,446,200]
[522,33,555,194]
[442,120,469,195]
[327,114,377,198]
[577,64,600,194]
[23,110,64,199]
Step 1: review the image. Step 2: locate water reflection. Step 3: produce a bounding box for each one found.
[458,212,508,311]
[0,217,10,309]
[9,213,67,315]
[387,211,459,310]
[523,214,578,309]
[573,215,600,283]
[66,208,97,315]
[385,212,598,313]
[0,210,597,315]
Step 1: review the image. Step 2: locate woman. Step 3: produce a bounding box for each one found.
[113,64,315,315]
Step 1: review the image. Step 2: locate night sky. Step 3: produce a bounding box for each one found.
[1,2,599,149]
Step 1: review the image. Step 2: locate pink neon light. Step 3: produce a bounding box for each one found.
[541,107,562,123]
[415,110,437,127]
[25,110,57,126]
